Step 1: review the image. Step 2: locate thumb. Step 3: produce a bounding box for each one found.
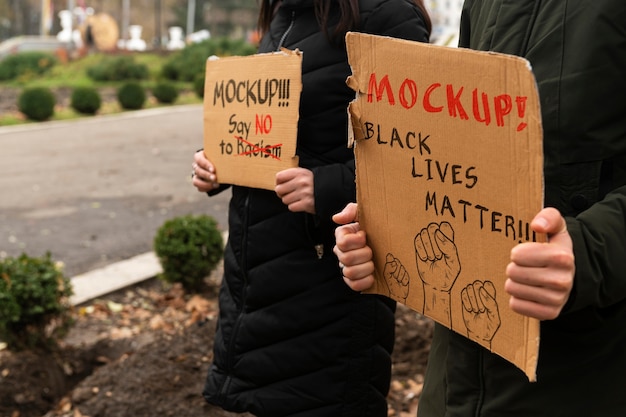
[332,202,358,225]
[532,207,572,249]
[479,286,498,312]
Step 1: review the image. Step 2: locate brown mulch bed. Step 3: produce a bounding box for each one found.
[0,267,434,417]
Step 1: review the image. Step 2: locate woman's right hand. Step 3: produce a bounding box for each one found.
[191,150,220,192]
[333,203,376,292]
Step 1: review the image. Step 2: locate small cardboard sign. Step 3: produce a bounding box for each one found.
[203,50,302,190]
[346,32,544,381]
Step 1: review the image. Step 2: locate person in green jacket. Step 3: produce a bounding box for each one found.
[333,0,626,416]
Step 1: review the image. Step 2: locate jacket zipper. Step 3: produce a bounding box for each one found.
[277,9,323,259]
[218,191,250,402]
[277,11,296,50]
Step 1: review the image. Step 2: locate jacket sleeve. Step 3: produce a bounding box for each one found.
[312,160,356,226]
[564,184,626,312]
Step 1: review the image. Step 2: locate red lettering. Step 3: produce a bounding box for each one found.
[424,83,443,113]
[367,73,395,105]
[446,85,469,120]
[494,94,512,127]
[472,88,491,126]
[516,96,528,131]
[399,79,418,109]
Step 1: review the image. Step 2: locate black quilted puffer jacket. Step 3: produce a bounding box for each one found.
[419,1,626,416]
[202,1,430,417]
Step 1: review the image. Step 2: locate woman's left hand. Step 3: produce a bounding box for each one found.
[275,167,315,214]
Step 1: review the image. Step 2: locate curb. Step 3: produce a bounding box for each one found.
[69,252,162,306]
[69,231,229,306]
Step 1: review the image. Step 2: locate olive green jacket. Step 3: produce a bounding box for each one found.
[419,1,626,416]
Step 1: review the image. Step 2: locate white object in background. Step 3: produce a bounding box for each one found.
[426,0,463,47]
[56,10,73,42]
[187,29,211,44]
[126,25,147,51]
[167,26,186,50]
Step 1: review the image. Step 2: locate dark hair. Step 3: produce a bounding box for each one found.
[258,0,432,41]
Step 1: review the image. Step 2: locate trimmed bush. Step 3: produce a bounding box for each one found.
[0,253,73,351]
[70,86,102,115]
[193,72,205,98]
[161,37,256,83]
[117,82,146,110]
[18,87,56,121]
[86,56,149,82]
[152,82,179,104]
[153,214,224,291]
[0,52,57,81]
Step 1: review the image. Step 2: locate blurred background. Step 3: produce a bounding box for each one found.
[0,0,463,59]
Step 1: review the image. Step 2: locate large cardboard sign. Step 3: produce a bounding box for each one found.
[346,33,544,380]
[203,50,302,190]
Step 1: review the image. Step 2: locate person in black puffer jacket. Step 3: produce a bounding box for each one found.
[191,1,431,416]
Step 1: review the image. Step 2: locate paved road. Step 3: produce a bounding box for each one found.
[0,105,230,278]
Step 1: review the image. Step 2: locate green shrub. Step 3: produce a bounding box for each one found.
[152,82,179,104]
[193,72,205,99]
[160,61,179,81]
[117,82,146,110]
[70,86,102,115]
[0,253,73,351]
[161,37,256,82]
[0,52,57,81]
[86,56,149,82]
[153,214,224,291]
[18,87,56,121]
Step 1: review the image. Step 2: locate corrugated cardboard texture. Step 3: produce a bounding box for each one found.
[346,32,543,381]
[203,50,302,190]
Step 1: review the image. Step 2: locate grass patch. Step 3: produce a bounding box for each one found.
[0,51,203,127]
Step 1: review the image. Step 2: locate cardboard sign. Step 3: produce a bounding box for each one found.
[203,50,302,190]
[346,32,544,381]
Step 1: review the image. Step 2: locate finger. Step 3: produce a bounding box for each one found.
[506,257,573,292]
[275,167,299,184]
[466,282,482,312]
[332,203,359,225]
[439,221,455,242]
[531,207,566,236]
[427,223,442,259]
[343,273,375,292]
[504,278,569,308]
[399,265,410,286]
[194,151,215,173]
[384,258,399,280]
[335,245,374,269]
[507,295,561,320]
[275,182,295,199]
[334,225,365,252]
[420,227,436,260]
[482,280,496,298]
[479,286,498,313]
[414,233,428,261]
[435,228,457,258]
[461,288,473,312]
[510,242,574,270]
